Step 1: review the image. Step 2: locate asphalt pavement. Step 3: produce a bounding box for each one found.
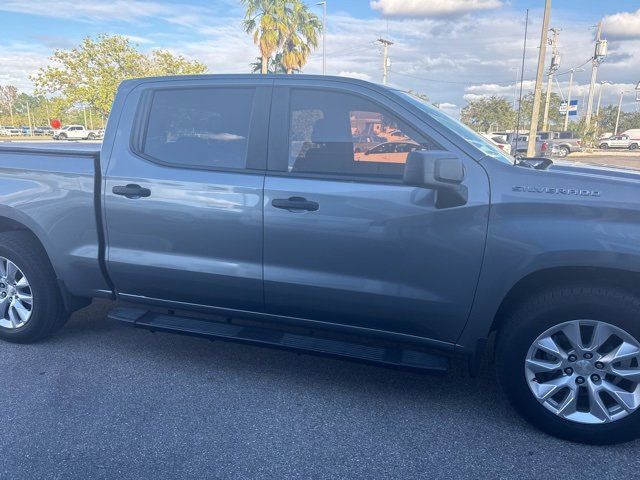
[1,299,639,479]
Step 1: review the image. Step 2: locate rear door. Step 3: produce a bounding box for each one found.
[263,80,489,343]
[104,78,271,312]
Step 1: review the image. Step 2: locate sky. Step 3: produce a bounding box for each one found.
[0,0,639,117]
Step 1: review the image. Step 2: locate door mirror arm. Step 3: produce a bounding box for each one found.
[403,150,468,208]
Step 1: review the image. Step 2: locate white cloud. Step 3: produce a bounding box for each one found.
[337,71,372,81]
[370,0,503,18]
[603,9,640,40]
[0,0,211,24]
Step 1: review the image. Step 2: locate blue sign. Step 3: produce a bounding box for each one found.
[560,100,578,116]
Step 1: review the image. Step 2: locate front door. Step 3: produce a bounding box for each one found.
[263,82,490,343]
[104,79,271,312]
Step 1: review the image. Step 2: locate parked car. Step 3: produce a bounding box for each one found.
[599,135,639,150]
[481,133,512,155]
[33,126,53,136]
[537,131,582,157]
[354,141,421,163]
[52,125,102,140]
[1,74,639,445]
[509,134,556,159]
[353,134,385,153]
[0,126,21,136]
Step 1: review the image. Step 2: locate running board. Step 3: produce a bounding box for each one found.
[108,307,449,374]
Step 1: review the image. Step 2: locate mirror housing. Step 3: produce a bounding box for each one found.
[403,150,468,208]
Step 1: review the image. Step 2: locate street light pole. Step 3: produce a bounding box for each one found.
[615,90,625,135]
[316,1,326,75]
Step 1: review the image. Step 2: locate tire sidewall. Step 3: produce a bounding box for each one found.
[0,237,59,342]
[498,287,640,444]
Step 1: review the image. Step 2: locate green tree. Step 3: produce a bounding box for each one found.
[281,0,321,74]
[0,85,18,124]
[32,34,207,115]
[242,0,288,74]
[461,96,515,132]
[519,91,565,131]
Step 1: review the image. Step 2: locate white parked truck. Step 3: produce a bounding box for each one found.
[52,125,102,141]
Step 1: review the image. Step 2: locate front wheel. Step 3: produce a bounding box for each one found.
[600,143,608,150]
[0,231,68,343]
[557,146,570,158]
[497,285,640,444]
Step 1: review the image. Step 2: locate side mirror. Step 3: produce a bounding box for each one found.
[403,150,468,208]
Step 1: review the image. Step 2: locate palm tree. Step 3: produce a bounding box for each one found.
[280,0,322,74]
[241,0,290,74]
[249,53,289,74]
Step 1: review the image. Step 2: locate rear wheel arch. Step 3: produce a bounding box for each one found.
[0,216,87,313]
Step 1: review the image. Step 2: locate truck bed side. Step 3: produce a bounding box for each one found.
[0,144,110,300]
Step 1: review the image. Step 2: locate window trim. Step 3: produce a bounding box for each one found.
[268,85,447,184]
[130,85,270,173]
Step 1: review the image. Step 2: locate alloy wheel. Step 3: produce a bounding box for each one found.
[0,256,33,329]
[525,319,640,424]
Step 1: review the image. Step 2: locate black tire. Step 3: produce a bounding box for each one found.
[599,143,608,150]
[58,133,67,140]
[0,231,68,343]
[496,284,640,444]
[558,146,570,158]
[87,133,96,140]
[630,143,638,151]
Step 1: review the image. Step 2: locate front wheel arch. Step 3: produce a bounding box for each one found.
[490,266,640,337]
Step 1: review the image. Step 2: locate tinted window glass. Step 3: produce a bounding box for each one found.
[288,89,440,179]
[142,88,254,169]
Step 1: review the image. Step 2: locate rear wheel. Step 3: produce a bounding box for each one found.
[0,231,68,343]
[600,143,608,150]
[497,285,640,444]
[630,143,638,151]
[58,133,67,140]
[557,146,570,158]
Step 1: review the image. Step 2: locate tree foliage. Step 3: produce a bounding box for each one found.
[31,34,207,115]
[242,0,321,74]
[461,96,515,132]
[0,85,18,123]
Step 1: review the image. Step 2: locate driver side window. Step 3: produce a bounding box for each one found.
[288,89,441,180]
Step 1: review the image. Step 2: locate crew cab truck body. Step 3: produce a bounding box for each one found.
[1,75,640,444]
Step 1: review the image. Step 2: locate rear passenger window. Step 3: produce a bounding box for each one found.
[288,89,440,179]
[141,88,254,170]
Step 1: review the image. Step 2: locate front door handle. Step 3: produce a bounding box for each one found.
[112,184,151,199]
[272,196,319,212]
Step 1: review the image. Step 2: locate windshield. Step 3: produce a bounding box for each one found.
[395,90,514,164]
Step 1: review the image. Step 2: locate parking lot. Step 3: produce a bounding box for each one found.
[1,299,639,479]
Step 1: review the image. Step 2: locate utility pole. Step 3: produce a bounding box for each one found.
[595,80,610,117]
[563,69,573,130]
[527,0,552,157]
[615,90,625,135]
[316,1,326,75]
[542,27,560,132]
[585,21,607,127]
[377,38,393,85]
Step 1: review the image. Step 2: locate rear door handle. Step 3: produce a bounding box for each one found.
[272,196,319,212]
[112,184,151,199]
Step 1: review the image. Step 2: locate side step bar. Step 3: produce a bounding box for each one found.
[108,307,449,374]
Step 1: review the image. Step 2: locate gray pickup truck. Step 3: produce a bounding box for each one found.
[0,75,639,444]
